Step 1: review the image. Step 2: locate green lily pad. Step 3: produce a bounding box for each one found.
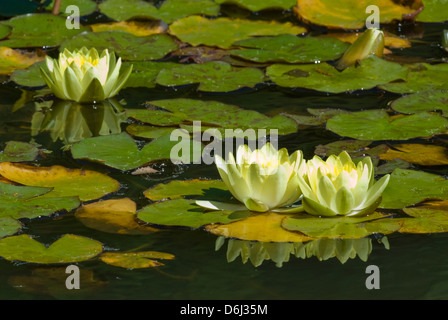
[60,31,178,61]
[99,0,219,24]
[169,15,306,49]
[282,212,401,240]
[156,61,265,92]
[215,0,296,11]
[0,141,39,162]
[284,108,351,126]
[0,162,120,202]
[10,61,47,87]
[126,124,176,139]
[390,90,448,116]
[46,0,97,16]
[0,182,80,220]
[0,217,22,239]
[380,169,448,209]
[131,99,297,137]
[266,56,408,93]
[122,61,179,88]
[400,208,448,234]
[230,35,349,64]
[379,63,448,94]
[0,13,89,48]
[326,110,448,140]
[71,132,202,171]
[0,234,103,264]
[137,198,248,229]
[144,179,229,201]
[0,24,11,40]
[415,0,448,22]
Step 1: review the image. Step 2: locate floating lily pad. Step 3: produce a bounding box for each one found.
[390,90,448,116]
[206,212,312,242]
[75,198,159,235]
[282,212,401,240]
[215,0,296,11]
[0,141,39,162]
[130,99,297,136]
[379,63,448,94]
[284,108,351,126]
[99,0,219,24]
[71,132,202,171]
[266,56,408,93]
[137,198,248,229]
[379,143,448,166]
[169,16,306,49]
[295,0,420,29]
[0,47,44,75]
[415,0,448,22]
[156,61,265,92]
[60,31,178,61]
[0,217,22,238]
[46,0,97,16]
[0,13,89,48]
[144,179,229,201]
[380,169,448,209]
[0,25,11,40]
[0,162,120,202]
[0,234,103,264]
[322,32,411,49]
[326,110,448,140]
[126,124,176,139]
[10,61,47,87]
[230,35,349,64]
[90,21,166,37]
[0,182,80,220]
[100,251,175,269]
[400,205,448,234]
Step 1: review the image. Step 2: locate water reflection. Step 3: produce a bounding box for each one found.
[31,98,127,145]
[215,236,390,268]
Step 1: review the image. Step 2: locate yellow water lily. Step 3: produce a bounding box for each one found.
[336,28,385,70]
[40,47,132,103]
[196,143,305,213]
[298,151,390,217]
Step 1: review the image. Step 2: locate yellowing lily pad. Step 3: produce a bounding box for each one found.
[230,34,349,64]
[0,13,89,48]
[380,169,448,209]
[0,162,120,202]
[156,61,265,92]
[168,16,306,49]
[295,0,421,29]
[282,212,401,240]
[0,47,44,75]
[326,110,448,140]
[0,234,103,264]
[75,198,159,235]
[266,56,408,93]
[379,143,448,166]
[322,31,411,50]
[144,179,229,201]
[0,141,39,162]
[400,206,448,234]
[100,251,175,269]
[206,212,313,242]
[90,21,166,37]
[60,31,178,61]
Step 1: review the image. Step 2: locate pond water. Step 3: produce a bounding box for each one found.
[1,0,448,302]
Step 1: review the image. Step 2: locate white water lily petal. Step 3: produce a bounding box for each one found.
[195,200,247,211]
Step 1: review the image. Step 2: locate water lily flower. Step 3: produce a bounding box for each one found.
[40,47,132,103]
[298,151,389,217]
[196,143,305,213]
[336,28,385,70]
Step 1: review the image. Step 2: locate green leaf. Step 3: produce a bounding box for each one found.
[71,132,202,170]
[0,141,39,162]
[0,234,103,264]
[266,56,408,93]
[326,110,448,140]
[0,13,89,48]
[137,198,248,229]
[169,15,306,49]
[230,35,349,64]
[415,0,448,22]
[10,61,47,87]
[46,0,97,16]
[390,90,448,116]
[281,212,401,239]
[156,61,265,92]
[60,31,178,61]
[122,61,179,88]
[380,169,448,209]
[0,217,22,239]
[215,0,296,11]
